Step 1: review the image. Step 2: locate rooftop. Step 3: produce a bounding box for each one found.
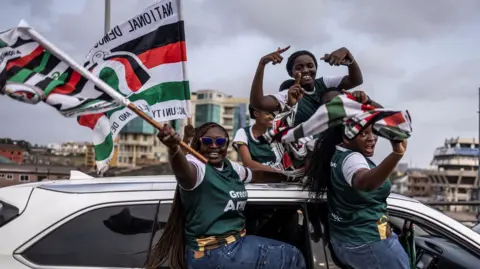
[0,144,24,151]
[7,176,420,203]
[0,163,81,175]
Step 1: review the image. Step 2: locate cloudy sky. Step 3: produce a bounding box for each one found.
[1,0,479,168]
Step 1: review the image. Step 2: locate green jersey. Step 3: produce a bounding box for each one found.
[180,154,252,251]
[233,126,277,166]
[328,146,392,245]
[271,76,343,126]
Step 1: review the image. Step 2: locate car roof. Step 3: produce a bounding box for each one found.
[2,175,420,203]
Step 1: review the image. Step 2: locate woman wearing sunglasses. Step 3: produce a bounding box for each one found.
[148,122,306,269]
[233,106,281,172]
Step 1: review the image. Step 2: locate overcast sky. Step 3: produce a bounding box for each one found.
[1,0,479,168]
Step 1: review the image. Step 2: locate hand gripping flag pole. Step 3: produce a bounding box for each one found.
[17,20,208,164]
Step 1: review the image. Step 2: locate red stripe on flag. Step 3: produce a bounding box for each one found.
[363,111,379,123]
[52,71,82,95]
[6,46,44,71]
[137,41,187,69]
[383,112,406,127]
[78,113,104,130]
[109,57,143,92]
[361,103,375,112]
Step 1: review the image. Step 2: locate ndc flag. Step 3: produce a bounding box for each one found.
[79,0,191,172]
[0,23,120,117]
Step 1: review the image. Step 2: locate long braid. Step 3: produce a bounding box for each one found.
[304,126,344,199]
[147,122,229,269]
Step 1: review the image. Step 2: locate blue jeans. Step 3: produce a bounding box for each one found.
[331,233,410,269]
[185,235,307,269]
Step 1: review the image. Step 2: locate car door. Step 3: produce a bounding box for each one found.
[388,208,480,269]
[14,200,172,269]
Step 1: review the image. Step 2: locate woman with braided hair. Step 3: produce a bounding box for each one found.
[305,123,410,269]
[147,122,306,269]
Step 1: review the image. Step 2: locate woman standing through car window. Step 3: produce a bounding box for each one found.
[233,106,281,172]
[307,123,410,269]
[147,122,306,269]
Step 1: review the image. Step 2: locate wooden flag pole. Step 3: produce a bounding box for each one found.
[20,21,207,164]
[127,104,207,163]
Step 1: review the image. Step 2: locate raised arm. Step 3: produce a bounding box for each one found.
[157,124,197,189]
[250,46,291,112]
[352,140,407,191]
[320,47,363,90]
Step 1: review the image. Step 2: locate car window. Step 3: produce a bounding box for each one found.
[0,200,19,227]
[305,202,342,269]
[473,223,480,234]
[22,202,171,268]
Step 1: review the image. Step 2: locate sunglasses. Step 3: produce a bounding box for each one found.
[200,137,228,147]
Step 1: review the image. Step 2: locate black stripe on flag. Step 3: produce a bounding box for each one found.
[110,21,185,55]
[10,36,36,49]
[22,52,46,74]
[39,53,61,75]
[104,54,150,85]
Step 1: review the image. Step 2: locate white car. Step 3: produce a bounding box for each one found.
[1,175,480,269]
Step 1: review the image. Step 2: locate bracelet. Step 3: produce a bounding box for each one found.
[392,151,405,156]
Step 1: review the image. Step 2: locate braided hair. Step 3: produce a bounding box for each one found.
[147,122,229,269]
[305,125,344,199]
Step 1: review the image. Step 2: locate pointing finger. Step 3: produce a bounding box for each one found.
[277,45,291,54]
[295,73,301,85]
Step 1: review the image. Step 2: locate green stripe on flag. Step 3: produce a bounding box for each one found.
[105,81,191,117]
[8,68,33,83]
[43,71,70,95]
[326,97,347,128]
[33,51,51,73]
[94,133,114,161]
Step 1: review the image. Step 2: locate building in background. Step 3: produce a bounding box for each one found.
[47,142,89,156]
[0,163,73,188]
[115,117,168,168]
[0,144,24,164]
[407,137,479,212]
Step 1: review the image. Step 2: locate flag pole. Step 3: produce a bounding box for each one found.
[19,22,207,163]
[177,0,193,129]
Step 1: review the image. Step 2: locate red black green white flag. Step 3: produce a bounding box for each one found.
[0,0,191,172]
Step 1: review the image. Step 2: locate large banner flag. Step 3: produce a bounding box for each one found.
[78,0,191,171]
[0,0,191,172]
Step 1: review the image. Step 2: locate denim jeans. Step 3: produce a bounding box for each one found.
[185,235,307,269]
[330,233,410,269]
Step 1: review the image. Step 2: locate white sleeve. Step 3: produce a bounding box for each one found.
[269,89,289,111]
[181,154,206,191]
[322,76,344,88]
[230,160,253,184]
[341,152,370,186]
[232,128,248,151]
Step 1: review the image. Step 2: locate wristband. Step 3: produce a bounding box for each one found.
[392,151,404,156]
